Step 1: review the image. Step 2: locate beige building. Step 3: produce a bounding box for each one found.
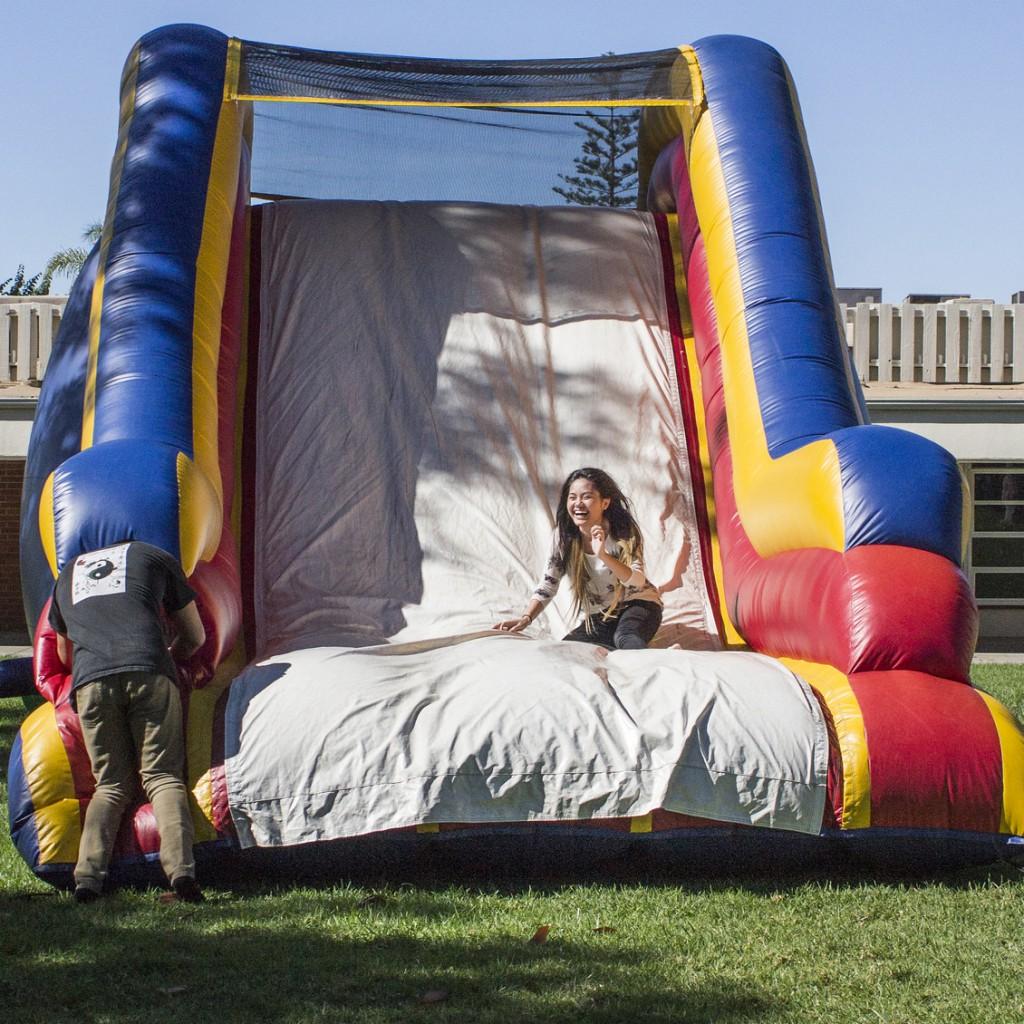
[2,293,1022,648]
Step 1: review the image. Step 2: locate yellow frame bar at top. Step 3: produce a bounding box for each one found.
[226,94,694,108]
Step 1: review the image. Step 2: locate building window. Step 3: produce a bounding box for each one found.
[967,464,1024,605]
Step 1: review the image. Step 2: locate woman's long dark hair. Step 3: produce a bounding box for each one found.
[554,468,644,622]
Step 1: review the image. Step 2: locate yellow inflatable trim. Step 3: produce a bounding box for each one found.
[683,62,845,558]
[39,470,57,578]
[21,702,82,865]
[781,658,870,830]
[977,692,1024,836]
[191,96,245,514]
[176,452,222,575]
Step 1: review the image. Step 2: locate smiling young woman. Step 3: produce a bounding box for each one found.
[492,467,663,650]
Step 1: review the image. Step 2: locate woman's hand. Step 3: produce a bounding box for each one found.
[588,523,607,556]
[493,615,531,632]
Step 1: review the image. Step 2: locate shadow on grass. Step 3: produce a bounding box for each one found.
[0,894,779,1024]
[208,865,1024,910]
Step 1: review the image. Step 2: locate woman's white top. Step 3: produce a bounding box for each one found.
[531,528,662,617]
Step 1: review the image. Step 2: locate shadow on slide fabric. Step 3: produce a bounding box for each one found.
[222,661,291,760]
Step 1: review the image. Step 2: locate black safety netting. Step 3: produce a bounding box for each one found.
[238,41,686,105]
[238,40,691,206]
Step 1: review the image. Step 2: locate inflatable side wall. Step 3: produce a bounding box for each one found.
[9,26,1024,881]
[644,37,1024,836]
[12,25,248,875]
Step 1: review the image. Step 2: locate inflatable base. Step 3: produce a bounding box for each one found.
[32,827,1024,892]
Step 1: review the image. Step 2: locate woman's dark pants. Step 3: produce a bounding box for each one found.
[562,600,663,650]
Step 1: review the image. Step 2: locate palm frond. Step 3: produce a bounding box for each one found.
[45,247,90,277]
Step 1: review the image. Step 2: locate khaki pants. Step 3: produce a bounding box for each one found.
[74,671,195,891]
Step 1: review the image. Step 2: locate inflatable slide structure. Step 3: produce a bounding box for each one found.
[10,25,1024,885]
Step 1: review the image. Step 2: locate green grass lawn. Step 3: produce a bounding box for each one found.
[2,666,1023,1024]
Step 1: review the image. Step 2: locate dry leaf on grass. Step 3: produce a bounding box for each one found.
[418,989,449,1004]
[529,925,551,944]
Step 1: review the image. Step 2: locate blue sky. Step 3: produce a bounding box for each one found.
[4,0,1022,301]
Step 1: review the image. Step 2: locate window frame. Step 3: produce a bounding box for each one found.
[966,463,1024,607]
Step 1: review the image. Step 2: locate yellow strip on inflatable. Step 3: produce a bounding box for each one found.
[229,95,687,109]
[190,98,244,519]
[977,692,1024,836]
[177,87,246,573]
[176,452,222,577]
[38,470,57,577]
[21,703,82,864]
[781,658,870,829]
[224,37,242,101]
[83,44,141,453]
[683,62,845,559]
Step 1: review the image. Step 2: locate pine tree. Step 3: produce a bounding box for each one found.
[553,108,640,208]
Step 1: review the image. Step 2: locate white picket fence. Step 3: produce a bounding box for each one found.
[0,297,65,382]
[842,300,1024,384]
[3,296,1023,386]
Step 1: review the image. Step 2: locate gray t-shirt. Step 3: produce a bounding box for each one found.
[48,541,196,691]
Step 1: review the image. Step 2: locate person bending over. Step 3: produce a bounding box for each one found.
[49,540,206,904]
[494,467,663,650]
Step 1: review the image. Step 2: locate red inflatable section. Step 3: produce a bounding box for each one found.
[850,671,1002,832]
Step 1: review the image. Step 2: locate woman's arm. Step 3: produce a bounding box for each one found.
[493,530,563,631]
[493,596,545,633]
[589,525,644,587]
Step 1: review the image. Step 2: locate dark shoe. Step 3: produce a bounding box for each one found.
[74,885,100,904]
[171,876,205,903]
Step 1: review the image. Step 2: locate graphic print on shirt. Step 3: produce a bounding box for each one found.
[72,543,129,604]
